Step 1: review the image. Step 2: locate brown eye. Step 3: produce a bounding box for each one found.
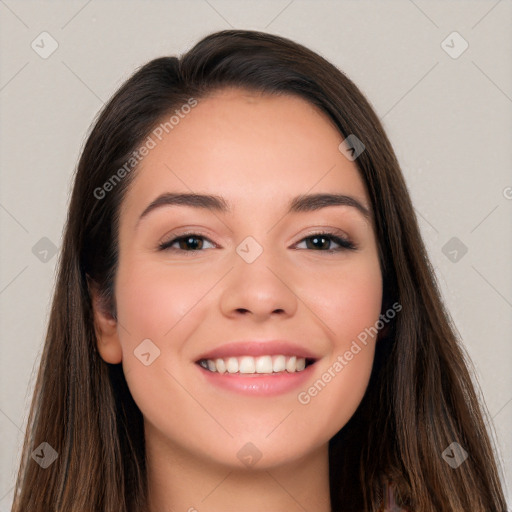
[158,230,357,254]
[295,232,357,252]
[158,233,215,252]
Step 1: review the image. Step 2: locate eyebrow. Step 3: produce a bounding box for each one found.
[136,192,371,227]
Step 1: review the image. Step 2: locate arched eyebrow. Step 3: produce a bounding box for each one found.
[136,192,371,228]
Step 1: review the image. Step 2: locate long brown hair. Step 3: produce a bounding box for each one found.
[11,29,507,512]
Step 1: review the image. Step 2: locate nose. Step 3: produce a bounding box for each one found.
[219,250,298,321]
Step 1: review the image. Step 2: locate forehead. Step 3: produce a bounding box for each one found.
[120,87,370,222]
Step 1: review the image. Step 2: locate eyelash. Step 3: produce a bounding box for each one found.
[157,230,357,254]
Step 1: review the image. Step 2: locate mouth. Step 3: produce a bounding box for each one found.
[196,355,318,375]
[195,355,318,396]
[193,340,321,395]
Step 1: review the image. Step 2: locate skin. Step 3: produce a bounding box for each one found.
[92,87,383,512]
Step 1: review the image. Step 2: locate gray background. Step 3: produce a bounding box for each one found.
[0,0,511,509]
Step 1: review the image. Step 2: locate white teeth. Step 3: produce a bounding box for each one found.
[200,355,309,374]
[226,357,239,374]
[215,358,226,374]
[273,355,286,372]
[255,355,273,374]
[286,356,297,373]
[239,356,256,374]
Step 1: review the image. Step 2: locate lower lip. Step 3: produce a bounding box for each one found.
[196,362,317,396]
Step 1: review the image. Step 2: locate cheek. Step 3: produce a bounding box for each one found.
[309,252,383,348]
[295,255,382,438]
[114,258,203,342]
[112,260,213,430]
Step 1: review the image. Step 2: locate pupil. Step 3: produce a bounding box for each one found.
[184,237,201,250]
[310,235,327,250]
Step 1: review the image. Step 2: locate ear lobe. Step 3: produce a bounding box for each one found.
[87,275,123,364]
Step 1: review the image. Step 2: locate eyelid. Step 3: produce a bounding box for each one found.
[158,226,351,244]
[294,226,351,242]
[292,229,357,251]
[158,226,357,252]
[157,226,217,246]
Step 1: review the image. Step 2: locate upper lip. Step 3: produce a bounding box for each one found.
[195,340,320,362]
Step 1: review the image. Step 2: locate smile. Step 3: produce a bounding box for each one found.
[196,355,318,396]
[197,355,315,374]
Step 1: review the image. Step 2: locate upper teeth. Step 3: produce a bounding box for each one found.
[199,355,307,374]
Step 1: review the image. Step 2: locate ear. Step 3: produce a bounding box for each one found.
[87,275,122,364]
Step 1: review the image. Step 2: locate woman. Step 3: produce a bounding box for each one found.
[11,29,507,512]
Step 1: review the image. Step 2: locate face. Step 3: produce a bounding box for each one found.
[94,87,383,470]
